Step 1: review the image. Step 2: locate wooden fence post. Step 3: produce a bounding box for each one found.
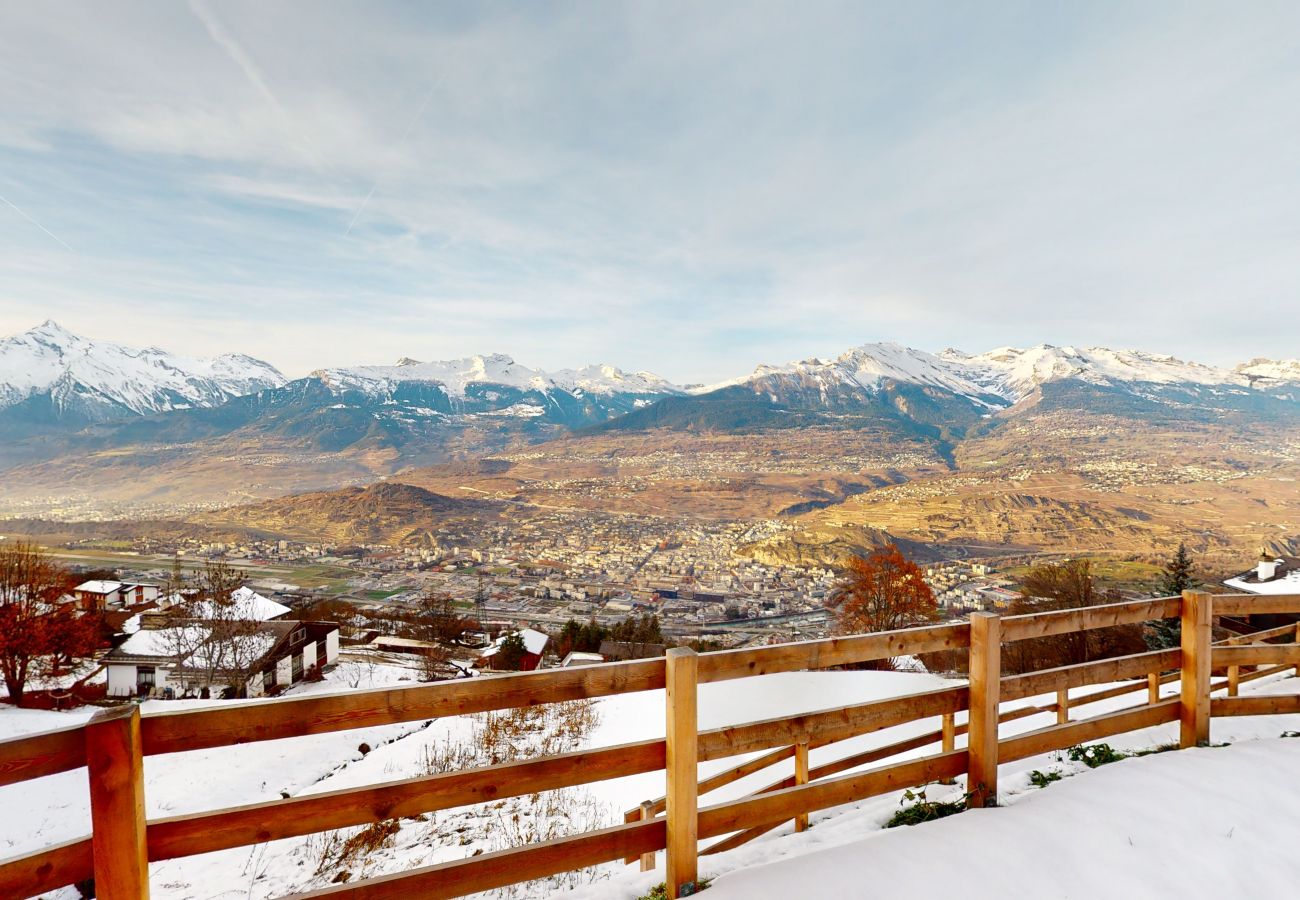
[1055,687,1069,725]
[1179,590,1212,748]
[1227,664,1240,697]
[967,612,1001,809]
[793,741,810,833]
[638,801,656,872]
[665,648,698,899]
[1148,672,1160,705]
[939,713,957,785]
[1294,623,1300,678]
[86,704,150,900]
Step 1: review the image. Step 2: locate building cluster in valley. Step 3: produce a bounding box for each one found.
[19,517,1297,709]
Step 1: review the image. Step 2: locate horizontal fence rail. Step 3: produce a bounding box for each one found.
[1,591,1298,900]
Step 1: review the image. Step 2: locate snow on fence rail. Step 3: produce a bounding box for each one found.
[1,591,1298,900]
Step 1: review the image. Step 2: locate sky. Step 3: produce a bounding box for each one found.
[0,1,1298,382]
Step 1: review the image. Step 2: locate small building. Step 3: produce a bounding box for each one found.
[478,628,549,671]
[559,651,605,668]
[104,619,340,699]
[73,580,123,611]
[1222,553,1300,627]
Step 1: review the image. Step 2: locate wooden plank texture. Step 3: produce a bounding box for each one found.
[0,837,93,899]
[793,742,810,832]
[1180,591,1212,748]
[1212,593,1300,616]
[665,648,698,899]
[0,723,86,788]
[696,685,967,761]
[1000,649,1181,702]
[141,658,666,755]
[696,622,970,682]
[966,612,1001,809]
[697,751,966,839]
[1000,699,1181,763]
[288,818,664,899]
[1213,644,1300,667]
[150,739,665,861]
[1001,597,1182,643]
[1211,694,1300,717]
[86,705,150,900]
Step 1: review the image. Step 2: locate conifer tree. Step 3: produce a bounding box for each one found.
[1148,543,1199,649]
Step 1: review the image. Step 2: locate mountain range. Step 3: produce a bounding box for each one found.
[2,320,1299,514]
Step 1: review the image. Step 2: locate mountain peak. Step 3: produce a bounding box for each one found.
[0,322,286,420]
[25,319,80,343]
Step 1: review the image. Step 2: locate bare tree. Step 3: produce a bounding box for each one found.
[191,562,267,697]
[1004,559,1145,673]
[0,541,92,706]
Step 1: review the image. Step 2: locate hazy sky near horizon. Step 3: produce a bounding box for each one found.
[1,1,1298,381]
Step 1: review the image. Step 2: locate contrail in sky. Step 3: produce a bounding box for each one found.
[0,191,75,252]
[344,75,446,237]
[186,0,336,181]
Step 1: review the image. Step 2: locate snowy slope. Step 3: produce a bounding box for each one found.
[314,354,681,399]
[753,343,993,397]
[6,665,1298,900]
[691,737,1300,900]
[0,320,285,417]
[702,340,1300,409]
[1236,357,1300,387]
[942,345,1246,401]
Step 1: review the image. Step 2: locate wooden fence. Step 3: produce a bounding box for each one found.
[1,590,1298,900]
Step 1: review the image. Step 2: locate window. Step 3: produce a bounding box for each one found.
[291,652,303,682]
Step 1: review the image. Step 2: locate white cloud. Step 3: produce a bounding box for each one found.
[0,1,1298,383]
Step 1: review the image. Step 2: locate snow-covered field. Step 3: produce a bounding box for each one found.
[4,660,1298,899]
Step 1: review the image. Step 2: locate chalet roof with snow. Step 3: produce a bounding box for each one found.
[75,580,123,594]
[479,628,549,660]
[1224,556,1300,595]
[189,586,291,621]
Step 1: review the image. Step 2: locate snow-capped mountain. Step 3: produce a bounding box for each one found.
[728,340,1300,408]
[624,341,1300,438]
[1236,358,1300,388]
[0,320,286,427]
[315,354,680,400]
[711,342,1002,405]
[940,345,1256,402]
[302,353,682,427]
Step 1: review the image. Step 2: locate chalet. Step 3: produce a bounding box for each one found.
[73,580,161,612]
[1222,552,1300,627]
[478,628,549,671]
[104,618,340,699]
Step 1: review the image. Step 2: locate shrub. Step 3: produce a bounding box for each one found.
[1065,743,1128,768]
[638,879,712,899]
[1028,769,1062,788]
[885,786,966,828]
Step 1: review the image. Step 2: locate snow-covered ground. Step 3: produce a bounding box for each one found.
[3,661,1297,899]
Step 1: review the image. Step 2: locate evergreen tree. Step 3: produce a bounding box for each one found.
[1148,543,1200,649]
[495,632,528,671]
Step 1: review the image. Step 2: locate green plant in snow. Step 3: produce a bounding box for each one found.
[885,785,967,828]
[1028,769,1063,788]
[1065,743,1128,768]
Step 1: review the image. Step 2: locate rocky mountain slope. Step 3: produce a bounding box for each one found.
[3,323,1299,520]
